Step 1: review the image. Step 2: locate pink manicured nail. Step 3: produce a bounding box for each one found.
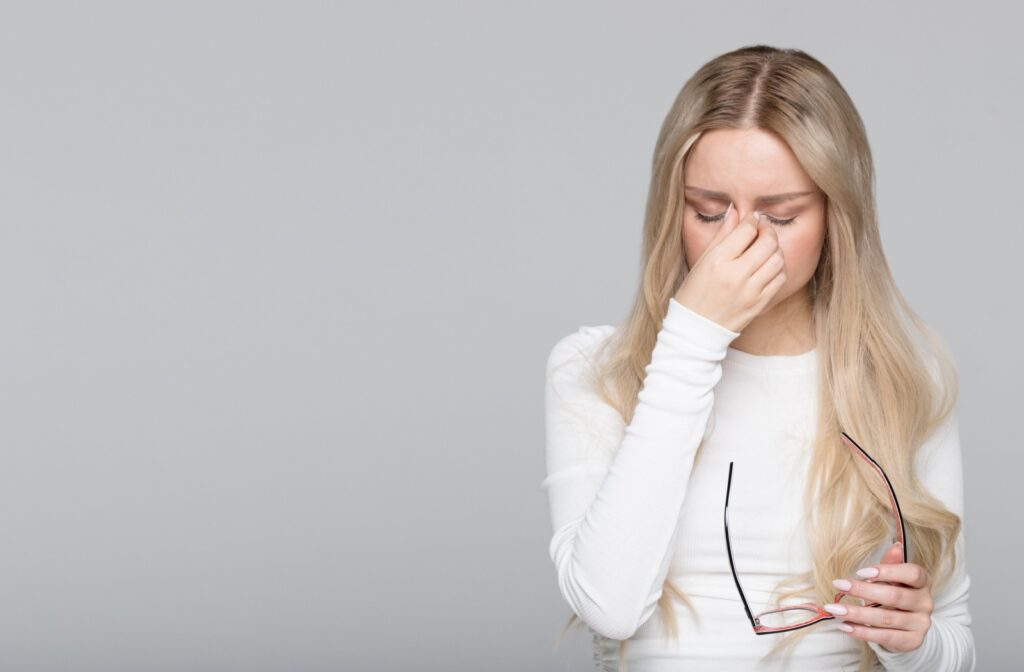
[856,566,879,578]
[832,578,852,591]
[822,603,847,615]
[837,622,854,633]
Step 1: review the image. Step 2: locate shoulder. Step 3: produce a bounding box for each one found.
[546,324,619,376]
[544,324,626,456]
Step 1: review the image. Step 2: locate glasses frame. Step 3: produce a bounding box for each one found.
[723,431,908,635]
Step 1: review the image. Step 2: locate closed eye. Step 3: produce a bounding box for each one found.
[694,210,795,226]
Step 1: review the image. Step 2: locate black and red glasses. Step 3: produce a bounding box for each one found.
[723,431,908,635]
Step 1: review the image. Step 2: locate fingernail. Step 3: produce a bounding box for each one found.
[837,622,854,633]
[822,603,847,615]
[724,201,733,220]
[856,567,879,578]
[832,578,852,591]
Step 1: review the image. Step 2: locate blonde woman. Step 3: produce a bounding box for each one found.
[542,46,974,671]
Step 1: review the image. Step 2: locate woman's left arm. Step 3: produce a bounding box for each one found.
[836,408,976,671]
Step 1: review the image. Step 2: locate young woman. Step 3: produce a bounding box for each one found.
[542,46,974,671]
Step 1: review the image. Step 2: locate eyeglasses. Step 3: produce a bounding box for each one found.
[723,431,908,634]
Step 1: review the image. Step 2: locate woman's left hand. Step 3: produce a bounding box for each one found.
[824,542,934,653]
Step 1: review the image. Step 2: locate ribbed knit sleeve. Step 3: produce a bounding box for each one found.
[868,409,976,671]
[541,298,740,640]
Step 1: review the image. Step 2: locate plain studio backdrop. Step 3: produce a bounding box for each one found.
[0,2,1017,671]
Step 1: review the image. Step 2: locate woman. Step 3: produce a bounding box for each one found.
[542,46,975,671]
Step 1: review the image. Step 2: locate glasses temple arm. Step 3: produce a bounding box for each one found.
[724,462,760,628]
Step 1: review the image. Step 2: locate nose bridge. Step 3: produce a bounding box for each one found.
[724,199,762,223]
[736,204,761,222]
[725,199,751,221]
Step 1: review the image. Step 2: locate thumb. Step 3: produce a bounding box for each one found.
[881,541,905,564]
[864,541,906,591]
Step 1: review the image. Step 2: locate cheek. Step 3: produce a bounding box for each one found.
[778,226,825,278]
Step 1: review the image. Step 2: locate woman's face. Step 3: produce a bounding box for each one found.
[681,127,827,312]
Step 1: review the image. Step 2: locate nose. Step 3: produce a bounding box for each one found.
[738,208,763,223]
[725,201,763,224]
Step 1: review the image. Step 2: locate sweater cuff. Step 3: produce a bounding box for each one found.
[665,298,741,353]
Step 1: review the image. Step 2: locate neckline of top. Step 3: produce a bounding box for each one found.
[724,344,818,374]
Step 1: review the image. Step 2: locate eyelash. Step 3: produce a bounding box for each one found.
[694,210,795,226]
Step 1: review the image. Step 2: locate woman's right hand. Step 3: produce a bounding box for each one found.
[672,201,787,334]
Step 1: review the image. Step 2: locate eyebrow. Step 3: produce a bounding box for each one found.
[684,186,816,206]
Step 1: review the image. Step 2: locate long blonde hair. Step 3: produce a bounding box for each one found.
[553,45,961,671]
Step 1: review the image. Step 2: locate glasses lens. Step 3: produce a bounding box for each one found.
[755,606,820,629]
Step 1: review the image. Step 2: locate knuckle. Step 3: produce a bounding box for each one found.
[922,594,934,613]
[887,585,905,607]
[915,565,927,586]
[880,609,896,628]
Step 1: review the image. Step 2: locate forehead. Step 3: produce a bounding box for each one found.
[683,128,815,192]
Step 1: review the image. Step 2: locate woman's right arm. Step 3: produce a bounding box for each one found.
[542,298,741,640]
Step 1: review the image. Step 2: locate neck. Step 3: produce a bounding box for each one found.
[729,286,816,356]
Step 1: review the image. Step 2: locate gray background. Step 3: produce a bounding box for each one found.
[0,2,1015,671]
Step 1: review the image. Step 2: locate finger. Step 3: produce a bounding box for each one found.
[713,208,761,262]
[880,541,907,564]
[690,201,737,268]
[824,601,922,632]
[833,577,926,612]
[747,219,785,287]
[741,214,778,278]
[855,560,931,590]
[712,201,736,244]
[750,251,786,296]
[866,542,911,592]
[699,201,736,254]
[836,620,926,654]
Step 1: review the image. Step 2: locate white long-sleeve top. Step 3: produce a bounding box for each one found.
[542,297,975,671]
